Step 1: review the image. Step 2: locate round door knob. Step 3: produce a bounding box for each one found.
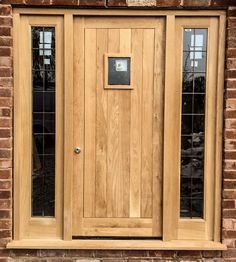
[74,147,81,154]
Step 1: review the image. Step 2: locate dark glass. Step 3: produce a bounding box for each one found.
[181,157,192,178]
[194,73,206,93]
[183,73,193,93]
[192,135,204,157]
[45,71,55,91]
[33,70,44,91]
[44,113,55,134]
[32,27,55,217]
[180,28,207,218]
[194,94,205,114]
[183,52,192,72]
[182,95,193,114]
[180,198,191,217]
[181,177,191,197]
[108,57,131,85]
[191,199,203,217]
[193,115,205,133]
[181,136,192,156]
[182,115,192,135]
[33,113,44,133]
[44,92,55,112]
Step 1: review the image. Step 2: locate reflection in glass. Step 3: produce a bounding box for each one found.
[180,28,207,218]
[32,27,55,217]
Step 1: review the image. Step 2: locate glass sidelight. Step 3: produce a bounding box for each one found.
[180,29,208,218]
[31,27,56,217]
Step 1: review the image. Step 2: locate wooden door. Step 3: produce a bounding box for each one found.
[72,17,165,237]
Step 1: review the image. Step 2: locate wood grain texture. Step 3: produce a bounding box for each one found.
[72,17,163,237]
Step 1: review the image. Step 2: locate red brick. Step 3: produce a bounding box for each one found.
[228,38,236,48]
[226,80,236,89]
[0,150,11,159]
[224,189,236,199]
[94,250,123,258]
[228,70,236,78]
[67,249,95,257]
[228,18,236,28]
[0,88,11,97]
[202,251,221,258]
[226,90,236,98]
[0,139,11,148]
[108,0,127,6]
[0,108,11,117]
[0,199,11,209]
[176,251,201,258]
[25,0,51,4]
[212,0,236,6]
[0,181,11,190]
[229,9,236,17]
[0,129,11,138]
[223,200,235,209]
[227,59,236,70]
[0,68,12,77]
[228,48,236,58]
[225,151,236,159]
[39,249,67,257]
[0,18,12,27]
[183,0,210,6]
[148,251,176,258]
[223,209,236,219]
[224,179,236,189]
[79,0,106,6]
[0,47,10,57]
[157,0,181,6]
[0,6,11,16]
[0,119,10,128]
[122,251,148,257]
[0,211,10,219]
[0,36,12,46]
[225,110,236,118]
[0,220,11,230]
[223,249,236,257]
[0,78,13,87]
[224,170,236,179]
[51,0,78,5]
[0,230,11,238]
[0,57,11,68]
[0,28,11,37]
[0,160,12,169]
[11,249,38,257]
[225,130,236,139]
[0,98,12,107]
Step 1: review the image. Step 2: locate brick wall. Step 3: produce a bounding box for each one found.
[0,0,235,261]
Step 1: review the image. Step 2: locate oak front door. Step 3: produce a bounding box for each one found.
[72,17,165,237]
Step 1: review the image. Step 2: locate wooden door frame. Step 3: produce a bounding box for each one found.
[9,8,226,250]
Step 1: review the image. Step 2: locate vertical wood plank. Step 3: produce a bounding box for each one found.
[84,28,97,218]
[214,15,226,242]
[141,29,154,218]
[107,29,120,218]
[73,18,85,232]
[119,29,131,218]
[205,17,218,241]
[13,12,21,240]
[64,14,74,240]
[95,28,108,218]
[163,15,178,241]
[152,20,165,236]
[130,29,143,218]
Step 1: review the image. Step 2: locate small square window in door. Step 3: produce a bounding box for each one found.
[104,54,133,89]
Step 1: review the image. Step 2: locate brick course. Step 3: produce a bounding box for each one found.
[0,0,235,261]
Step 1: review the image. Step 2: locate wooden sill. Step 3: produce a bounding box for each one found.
[7,239,227,250]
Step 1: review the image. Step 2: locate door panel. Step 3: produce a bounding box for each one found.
[73,17,165,237]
